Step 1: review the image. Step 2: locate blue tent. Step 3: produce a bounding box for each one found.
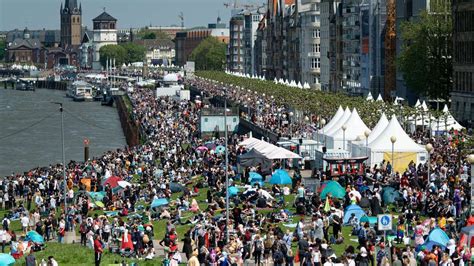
[427,228,450,247]
[249,172,263,186]
[151,198,169,208]
[343,204,367,225]
[269,169,292,185]
[0,253,15,266]
[228,186,239,196]
[25,231,44,244]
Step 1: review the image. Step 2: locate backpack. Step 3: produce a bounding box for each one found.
[255,240,263,252]
[273,250,284,263]
[358,228,366,239]
[2,218,8,228]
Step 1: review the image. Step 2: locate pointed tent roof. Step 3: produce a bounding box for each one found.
[367,113,389,144]
[366,92,373,101]
[328,108,370,141]
[376,94,384,102]
[325,107,352,136]
[320,106,344,133]
[368,115,425,152]
[421,101,429,111]
[415,99,421,108]
[431,104,464,131]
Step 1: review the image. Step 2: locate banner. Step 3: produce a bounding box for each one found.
[383,152,417,173]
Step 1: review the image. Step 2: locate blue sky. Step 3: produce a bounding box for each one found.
[0,0,257,31]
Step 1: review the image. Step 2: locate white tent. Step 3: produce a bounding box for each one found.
[366,92,374,101]
[238,138,301,159]
[376,94,384,102]
[327,108,370,150]
[319,106,344,134]
[350,112,389,157]
[430,104,464,133]
[368,115,427,171]
[367,112,389,144]
[325,107,352,136]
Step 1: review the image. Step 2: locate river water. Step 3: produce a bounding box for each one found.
[0,88,126,176]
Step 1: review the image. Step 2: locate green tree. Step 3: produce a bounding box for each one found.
[397,1,452,101]
[190,37,226,71]
[142,32,156,39]
[120,43,146,63]
[0,39,5,61]
[99,45,127,68]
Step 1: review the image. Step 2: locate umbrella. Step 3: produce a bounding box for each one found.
[151,198,169,208]
[320,181,346,199]
[0,253,15,266]
[95,201,104,208]
[88,191,105,201]
[228,186,239,196]
[215,145,226,154]
[269,169,292,185]
[118,180,132,188]
[25,231,44,244]
[103,176,122,188]
[205,143,217,150]
[170,182,184,193]
[196,146,208,152]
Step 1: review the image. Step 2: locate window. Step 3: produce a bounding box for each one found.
[312,44,320,53]
[311,15,320,23]
[311,58,320,69]
[313,75,319,84]
[312,29,320,38]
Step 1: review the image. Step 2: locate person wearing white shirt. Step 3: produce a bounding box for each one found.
[20,214,29,233]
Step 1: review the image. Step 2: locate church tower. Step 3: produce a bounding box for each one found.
[60,0,82,47]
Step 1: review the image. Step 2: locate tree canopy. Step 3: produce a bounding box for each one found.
[99,45,127,68]
[190,37,226,71]
[0,40,5,61]
[397,1,452,100]
[120,43,146,63]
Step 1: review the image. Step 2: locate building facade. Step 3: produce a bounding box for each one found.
[228,14,245,72]
[6,28,45,64]
[243,11,264,75]
[60,0,82,47]
[92,11,118,70]
[174,26,229,67]
[452,0,474,126]
[299,0,321,89]
[255,16,268,77]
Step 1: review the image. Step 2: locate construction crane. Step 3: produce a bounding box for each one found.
[223,1,259,10]
[178,12,184,28]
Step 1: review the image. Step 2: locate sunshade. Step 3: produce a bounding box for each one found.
[205,143,216,150]
[196,146,208,152]
[25,231,44,244]
[103,176,122,188]
[151,198,169,208]
[118,180,132,188]
[215,145,226,154]
[320,181,346,199]
[269,169,292,185]
[228,186,239,196]
[95,201,104,208]
[0,253,15,266]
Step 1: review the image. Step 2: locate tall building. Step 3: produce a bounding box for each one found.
[92,11,117,70]
[452,0,474,126]
[320,0,339,91]
[299,0,321,89]
[255,16,268,77]
[60,0,82,47]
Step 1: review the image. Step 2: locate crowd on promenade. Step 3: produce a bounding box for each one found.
[0,75,472,266]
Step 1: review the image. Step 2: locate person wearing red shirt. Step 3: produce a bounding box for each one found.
[94,235,104,266]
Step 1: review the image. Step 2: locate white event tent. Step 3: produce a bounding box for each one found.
[238,137,301,160]
[323,107,352,148]
[366,92,374,101]
[326,108,370,151]
[430,104,464,133]
[350,112,389,157]
[367,115,427,172]
[319,106,344,134]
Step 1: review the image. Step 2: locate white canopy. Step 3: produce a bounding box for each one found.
[414,99,421,108]
[319,106,344,133]
[325,107,352,136]
[328,108,370,141]
[367,113,389,144]
[431,104,464,131]
[369,115,425,152]
[376,94,384,102]
[366,92,373,101]
[239,138,301,159]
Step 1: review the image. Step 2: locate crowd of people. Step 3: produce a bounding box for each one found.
[0,74,472,266]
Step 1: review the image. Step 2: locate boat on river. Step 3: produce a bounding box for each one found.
[67,81,93,101]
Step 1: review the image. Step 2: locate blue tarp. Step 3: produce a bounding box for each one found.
[343,204,367,224]
[151,198,169,208]
[269,169,292,185]
[25,231,44,244]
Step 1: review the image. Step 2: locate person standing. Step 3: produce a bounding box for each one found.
[94,234,103,266]
[25,251,36,266]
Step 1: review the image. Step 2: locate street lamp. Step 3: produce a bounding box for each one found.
[426,143,433,180]
[342,124,347,150]
[364,130,371,156]
[390,136,397,175]
[52,102,67,213]
[321,118,326,147]
[289,112,294,138]
[468,154,474,213]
